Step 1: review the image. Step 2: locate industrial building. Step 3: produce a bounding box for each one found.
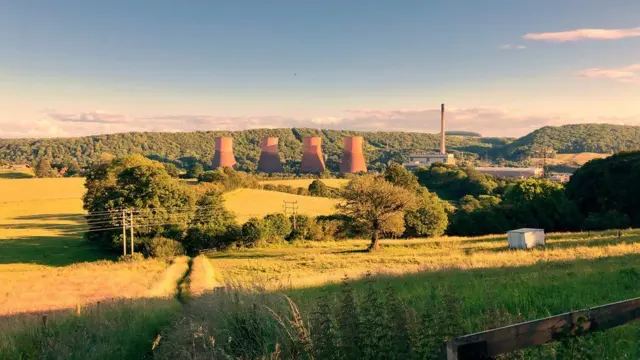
[300,137,326,173]
[474,167,543,178]
[403,103,456,169]
[212,137,237,169]
[340,136,367,173]
[257,137,284,173]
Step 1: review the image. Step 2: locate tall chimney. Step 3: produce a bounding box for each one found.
[257,137,284,173]
[340,136,367,174]
[212,137,237,169]
[440,103,446,155]
[300,137,326,173]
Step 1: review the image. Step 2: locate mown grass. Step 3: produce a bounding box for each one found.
[223,188,340,222]
[258,179,348,189]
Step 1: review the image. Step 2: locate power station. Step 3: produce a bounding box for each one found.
[257,137,284,173]
[300,137,326,173]
[340,136,367,173]
[212,137,237,169]
[213,104,453,172]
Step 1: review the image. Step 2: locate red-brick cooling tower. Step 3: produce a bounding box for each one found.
[300,137,326,173]
[340,136,367,173]
[212,137,237,168]
[257,137,284,173]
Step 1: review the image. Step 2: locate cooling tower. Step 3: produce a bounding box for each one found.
[257,137,284,173]
[300,137,326,173]
[212,137,237,168]
[340,136,367,174]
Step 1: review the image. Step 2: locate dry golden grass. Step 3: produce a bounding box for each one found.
[223,188,339,222]
[207,230,640,289]
[189,255,219,296]
[530,152,610,167]
[259,178,348,188]
[0,178,85,202]
[0,259,171,316]
[147,256,190,298]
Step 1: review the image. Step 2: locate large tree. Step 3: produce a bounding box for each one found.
[337,175,415,251]
[83,155,197,249]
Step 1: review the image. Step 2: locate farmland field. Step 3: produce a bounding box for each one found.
[223,188,340,222]
[258,178,348,189]
[530,152,610,167]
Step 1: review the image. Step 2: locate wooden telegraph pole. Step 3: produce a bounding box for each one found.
[283,201,299,231]
[122,209,127,256]
[130,209,134,255]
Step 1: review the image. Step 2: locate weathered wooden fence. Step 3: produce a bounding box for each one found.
[447,297,640,360]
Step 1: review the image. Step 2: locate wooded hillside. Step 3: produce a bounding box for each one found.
[1,124,639,171]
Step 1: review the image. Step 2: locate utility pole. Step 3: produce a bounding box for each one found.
[130,209,134,255]
[283,201,299,231]
[122,209,127,256]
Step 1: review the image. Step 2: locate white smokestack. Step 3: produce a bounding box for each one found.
[440,103,446,155]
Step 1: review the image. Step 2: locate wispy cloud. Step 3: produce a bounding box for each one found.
[524,26,640,42]
[2,107,639,139]
[578,64,640,84]
[499,44,527,50]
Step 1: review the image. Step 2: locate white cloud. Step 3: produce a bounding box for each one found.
[577,64,640,84]
[499,44,527,50]
[524,26,640,42]
[1,107,640,139]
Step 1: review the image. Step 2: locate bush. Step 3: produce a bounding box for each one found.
[145,237,185,258]
[263,214,292,242]
[315,219,342,241]
[118,253,145,262]
[405,189,449,238]
[241,218,267,247]
[184,224,237,253]
[308,179,330,197]
[583,210,631,231]
[288,215,313,240]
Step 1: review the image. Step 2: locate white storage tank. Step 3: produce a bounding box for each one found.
[507,228,545,249]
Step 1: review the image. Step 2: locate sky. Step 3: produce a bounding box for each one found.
[1,0,639,138]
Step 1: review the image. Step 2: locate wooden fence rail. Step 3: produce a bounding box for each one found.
[447,297,640,360]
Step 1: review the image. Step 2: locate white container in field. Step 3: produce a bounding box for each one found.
[507,228,545,249]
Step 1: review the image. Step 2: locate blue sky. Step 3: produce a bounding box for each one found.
[1,0,639,138]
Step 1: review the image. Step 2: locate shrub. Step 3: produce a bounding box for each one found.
[145,237,185,258]
[405,189,449,238]
[315,219,342,241]
[241,218,267,247]
[583,210,631,231]
[184,224,236,253]
[308,179,330,197]
[263,213,292,242]
[162,225,187,241]
[288,215,313,240]
[118,253,145,262]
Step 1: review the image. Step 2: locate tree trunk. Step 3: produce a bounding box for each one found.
[368,230,380,251]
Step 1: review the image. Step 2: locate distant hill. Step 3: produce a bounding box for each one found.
[0,128,495,172]
[445,131,482,137]
[2,124,639,171]
[498,124,640,160]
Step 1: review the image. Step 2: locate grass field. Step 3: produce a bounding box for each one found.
[223,188,340,222]
[259,178,348,189]
[530,152,610,168]
[0,166,34,179]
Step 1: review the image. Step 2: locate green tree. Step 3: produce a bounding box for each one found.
[404,189,448,238]
[383,163,420,192]
[194,189,236,228]
[163,163,181,178]
[83,155,196,250]
[187,162,204,179]
[337,175,415,251]
[308,179,330,197]
[34,158,54,178]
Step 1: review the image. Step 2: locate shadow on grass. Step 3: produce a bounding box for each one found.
[209,252,284,260]
[12,213,87,221]
[0,172,33,179]
[0,235,113,266]
[331,248,370,254]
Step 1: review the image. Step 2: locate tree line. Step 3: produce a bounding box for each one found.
[6,124,638,175]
